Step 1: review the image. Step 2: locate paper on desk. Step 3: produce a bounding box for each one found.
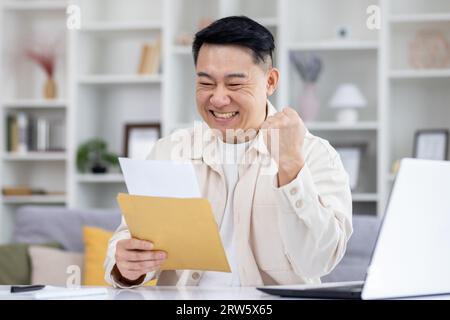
[118,157,201,198]
[6,286,108,300]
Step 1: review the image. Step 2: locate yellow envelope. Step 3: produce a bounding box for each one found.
[117,193,231,272]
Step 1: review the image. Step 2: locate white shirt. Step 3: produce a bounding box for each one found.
[198,138,250,287]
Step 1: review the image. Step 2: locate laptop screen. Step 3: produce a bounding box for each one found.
[362,159,450,299]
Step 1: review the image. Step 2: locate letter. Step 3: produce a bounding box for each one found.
[66,4,81,30]
[366,5,381,30]
[176,306,183,315]
[66,265,81,288]
[203,307,210,318]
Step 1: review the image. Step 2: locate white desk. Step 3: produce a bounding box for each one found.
[0,285,285,300]
[1,285,450,300]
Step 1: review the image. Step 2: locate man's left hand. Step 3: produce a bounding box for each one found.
[261,107,306,187]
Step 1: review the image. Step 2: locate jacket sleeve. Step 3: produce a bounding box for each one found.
[103,141,165,288]
[274,137,353,279]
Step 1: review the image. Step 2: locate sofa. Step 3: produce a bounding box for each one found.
[322,215,381,282]
[13,206,122,253]
[0,206,122,286]
[1,206,381,285]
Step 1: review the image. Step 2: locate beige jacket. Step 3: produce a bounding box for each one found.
[104,102,353,288]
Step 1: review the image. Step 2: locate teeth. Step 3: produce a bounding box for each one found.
[212,111,237,119]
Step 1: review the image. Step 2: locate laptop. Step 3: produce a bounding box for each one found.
[258,158,450,299]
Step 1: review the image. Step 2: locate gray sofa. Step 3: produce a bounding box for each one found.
[12,206,380,282]
[13,206,122,252]
[322,215,381,282]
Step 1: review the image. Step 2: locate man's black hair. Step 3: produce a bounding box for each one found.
[192,16,275,69]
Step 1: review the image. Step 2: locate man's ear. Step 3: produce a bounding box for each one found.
[266,67,280,97]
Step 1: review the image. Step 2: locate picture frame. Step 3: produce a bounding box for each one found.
[334,144,364,190]
[413,129,449,161]
[123,123,161,160]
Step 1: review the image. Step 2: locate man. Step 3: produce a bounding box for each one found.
[105,16,352,287]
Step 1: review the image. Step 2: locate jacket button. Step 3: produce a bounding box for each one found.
[295,200,303,209]
[290,187,298,195]
[192,272,200,280]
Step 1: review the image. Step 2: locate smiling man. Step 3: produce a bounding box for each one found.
[105,16,353,288]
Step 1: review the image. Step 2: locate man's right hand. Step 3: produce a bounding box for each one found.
[115,239,167,282]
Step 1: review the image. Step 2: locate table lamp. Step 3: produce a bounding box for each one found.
[329,83,367,124]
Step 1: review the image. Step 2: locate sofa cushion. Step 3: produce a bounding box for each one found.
[29,246,84,286]
[13,206,121,252]
[83,226,113,286]
[0,242,61,285]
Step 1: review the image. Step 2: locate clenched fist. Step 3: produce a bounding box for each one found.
[261,107,306,187]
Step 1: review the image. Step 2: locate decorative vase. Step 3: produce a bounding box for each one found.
[44,77,57,99]
[299,82,320,122]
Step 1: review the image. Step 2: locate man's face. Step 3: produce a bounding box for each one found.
[195,44,277,141]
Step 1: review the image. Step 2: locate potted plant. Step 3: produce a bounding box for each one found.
[76,139,119,174]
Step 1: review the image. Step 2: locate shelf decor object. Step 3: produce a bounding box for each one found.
[413,129,449,161]
[335,25,351,40]
[137,36,162,75]
[329,83,367,124]
[290,52,323,122]
[410,29,450,69]
[25,45,58,99]
[124,123,161,160]
[76,139,119,174]
[334,144,364,191]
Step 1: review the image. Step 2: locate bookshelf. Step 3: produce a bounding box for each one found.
[0,0,69,242]
[382,0,450,211]
[1,0,450,243]
[69,0,163,210]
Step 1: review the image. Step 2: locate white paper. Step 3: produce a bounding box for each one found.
[1,286,108,300]
[119,158,201,198]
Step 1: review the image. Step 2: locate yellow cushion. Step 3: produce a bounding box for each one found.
[82,226,156,286]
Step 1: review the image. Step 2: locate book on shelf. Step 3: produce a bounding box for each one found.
[16,112,28,153]
[2,187,65,197]
[6,113,66,153]
[137,36,162,75]
[6,115,18,152]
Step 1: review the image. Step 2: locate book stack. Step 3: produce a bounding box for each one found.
[137,36,162,75]
[2,187,45,196]
[2,186,65,197]
[6,113,66,153]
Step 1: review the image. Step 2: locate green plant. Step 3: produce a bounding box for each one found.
[76,139,119,173]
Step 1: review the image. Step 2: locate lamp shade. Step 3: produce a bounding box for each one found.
[329,83,367,109]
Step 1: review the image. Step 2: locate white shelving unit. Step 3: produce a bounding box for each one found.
[2,152,67,161]
[69,0,164,210]
[77,74,163,85]
[278,0,382,217]
[0,0,69,243]
[1,0,450,243]
[2,99,67,108]
[81,21,163,32]
[306,121,379,131]
[2,194,67,204]
[76,173,124,183]
[382,0,450,213]
[2,0,66,11]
